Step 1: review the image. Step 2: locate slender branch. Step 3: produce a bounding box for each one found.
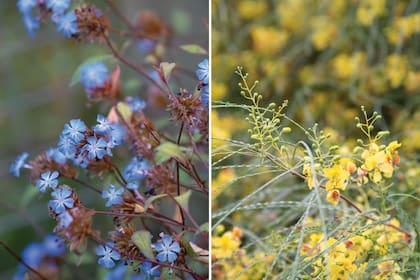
[0,240,49,280]
[70,177,101,194]
[105,0,135,30]
[177,122,186,226]
[103,35,167,93]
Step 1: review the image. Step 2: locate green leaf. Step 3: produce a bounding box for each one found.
[144,194,168,211]
[155,141,187,164]
[116,102,132,122]
[182,232,196,257]
[180,44,207,55]
[131,230,155,260]
[175,190,192,209]
[199,222,209,232]
[68,54,115,87]
[19,186,40,208]
[159,62,176,83]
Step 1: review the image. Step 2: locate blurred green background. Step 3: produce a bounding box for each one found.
[0,0,208,278]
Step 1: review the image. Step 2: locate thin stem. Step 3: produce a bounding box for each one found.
[105,0,135,30]
[0,240,49,280]
[70,177,101,194]
[103,34,167,93]
[177,122,186,226]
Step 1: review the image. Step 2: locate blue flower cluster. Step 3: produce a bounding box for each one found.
[196,58,209,106]
[13,234,65,280]
[56,115,126,169]
[17,0,78,38]
[96,233,180,277]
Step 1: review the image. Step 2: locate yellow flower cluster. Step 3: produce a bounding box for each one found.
[212,225,274,279]
[360,141,401,185]
[302,218,408,279]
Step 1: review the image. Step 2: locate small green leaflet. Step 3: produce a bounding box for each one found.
[144,194,168,211]
[155,141,190,164]
[131,230,155,260]
[180,44,207,55]
[175,190,192,209]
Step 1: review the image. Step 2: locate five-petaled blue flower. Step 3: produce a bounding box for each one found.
[63,119,87,143]
[49,187,74,214]
[37,170,59,193]
[56,11,78,38]
[155,234,181,263]
[93,114,112,134]
[196,59,209,84]
[96,242,121,269]
[9,152,29,177]
[80,62,109,89]
[46,147,67,165]
[82,136,108,160]
[123,157,150,182]
[46,0,71,14]
[102,184,124,207]
[58,134,77,158]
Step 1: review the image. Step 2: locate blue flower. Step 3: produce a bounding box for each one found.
[37,170,59,193]
[140,261,160,278]
[102,184,124,207]
[22,14,40,37]
[155,234,181,263]
[46,0,71,14]
[123,157,150,182]
[196,59,209,84]
[93,114,112,134]
[49,187,74,214]
[58,134,77,158]
[82,136,108,160]
[80,62,109,89]
[17,0,37,14]
[43,234,65,257]
[104,262,127,280]
[127,96,146,112]
[63,119,87,143]
[108,124,126,147]
[9,152,29,177]
[57,210,73,229]
[21,242,45,268]
[137,39,155,53]
[46,147,67,165]
[201,85,209,107]
[96,242,121,269]
[55,11,78,38]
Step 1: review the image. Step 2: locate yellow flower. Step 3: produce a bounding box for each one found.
[356,0,386,26]
[212,168,236,200]
[339,158,357,173]
[311,16,337,50]
[332,52,366,80]
[237,1,268,20]
[250,26,289,55]
[303,162,320,190]
[326,189,341,206]
[212,82,228,101]
[361,142,398,184]
[383,54,410,88]
[212,227,242,259]
[323,164,350,191]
